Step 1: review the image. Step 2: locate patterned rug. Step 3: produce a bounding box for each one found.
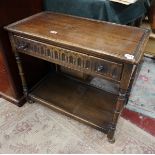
[0,98,155,154]
[127,57,155,119]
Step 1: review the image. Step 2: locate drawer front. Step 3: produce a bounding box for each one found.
[13,35,122,81]
[91,57,122,81]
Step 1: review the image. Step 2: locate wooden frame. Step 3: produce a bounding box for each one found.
[5,12,150,142]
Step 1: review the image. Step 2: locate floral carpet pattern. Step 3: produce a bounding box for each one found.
[0,98,155,154]
[127,57,155,118]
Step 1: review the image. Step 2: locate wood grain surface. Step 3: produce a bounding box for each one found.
[5,12,150,64]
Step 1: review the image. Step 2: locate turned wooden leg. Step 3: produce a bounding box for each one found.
[126,61,143,104]
[14,52,28,98]
[125,67,137,104]
[9,33,34,103]
[28,99,35,104]
[107,89,126,142]
[15,51,35,104]
[107,123,116,143]
[107,64,134,143]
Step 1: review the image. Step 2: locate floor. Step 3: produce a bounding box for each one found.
[126,57,155,119]
[121,57,155,136]
[0,56,155,153]
[0,98,155,154]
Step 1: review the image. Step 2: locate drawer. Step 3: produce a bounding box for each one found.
[90,56,122,81]
[13,35,123,81]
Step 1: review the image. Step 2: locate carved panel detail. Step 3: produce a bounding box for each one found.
[13,35,122,81]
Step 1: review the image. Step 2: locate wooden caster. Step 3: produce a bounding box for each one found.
[28,99,35,104]
[108,137,115,144]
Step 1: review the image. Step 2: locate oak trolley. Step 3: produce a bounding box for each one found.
[5,12,149,143]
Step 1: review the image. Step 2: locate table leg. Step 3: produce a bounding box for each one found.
[126,60,143,104]
[9,33,33,103]
[107,89,126,143]
[107,63,134,143]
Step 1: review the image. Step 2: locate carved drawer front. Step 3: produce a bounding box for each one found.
[90,57,122,81]
[13,35,122,81]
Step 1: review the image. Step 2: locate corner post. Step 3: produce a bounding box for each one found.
[107,63,134,143]
[9,33,29,101]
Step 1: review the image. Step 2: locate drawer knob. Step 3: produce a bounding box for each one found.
[97,65,104,72]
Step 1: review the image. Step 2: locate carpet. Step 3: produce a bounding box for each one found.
[127,57,155,119]
[0,98,155,154]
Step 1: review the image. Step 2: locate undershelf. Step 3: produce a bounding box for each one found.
[29,73,118,131]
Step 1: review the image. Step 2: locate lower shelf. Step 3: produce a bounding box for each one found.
[29,73,118,132]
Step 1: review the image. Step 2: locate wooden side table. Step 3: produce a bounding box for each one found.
[5,12,150,142]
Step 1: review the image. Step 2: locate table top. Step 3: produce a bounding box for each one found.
[5,11,150,64]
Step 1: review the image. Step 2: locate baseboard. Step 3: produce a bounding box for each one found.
[0,92,26,107]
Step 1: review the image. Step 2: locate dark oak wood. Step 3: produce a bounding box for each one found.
[12,35,123,82]
[29,73,117,131]
[5,12,150,142]
[0,0,50,106]
[5,12,150,64]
